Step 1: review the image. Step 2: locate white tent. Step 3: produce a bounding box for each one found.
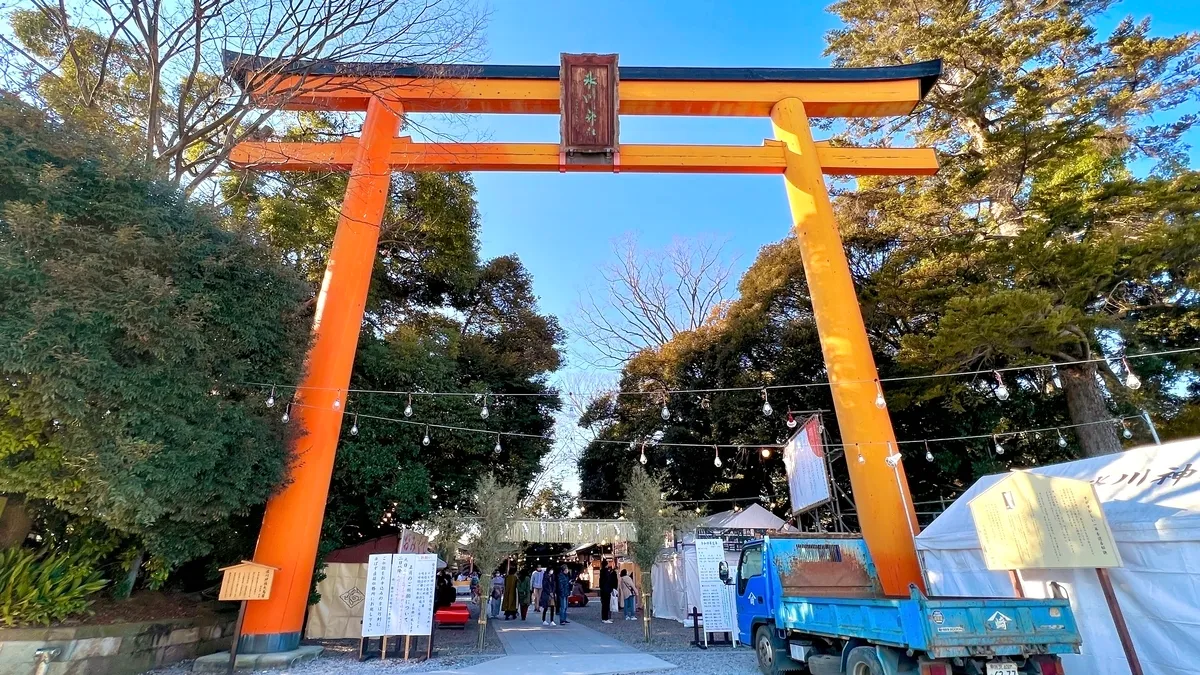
[916,438,1200,675]
[652,503,793,624]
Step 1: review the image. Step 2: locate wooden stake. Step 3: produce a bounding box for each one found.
[1096,568,1143,675]
[228,600,247,673]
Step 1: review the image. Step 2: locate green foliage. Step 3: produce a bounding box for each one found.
[624,467,688,598]
[524,481,576,519]
[0,95,311,572]
[423,510,469,565]
[466,475,521,575]
[0,547,108,626]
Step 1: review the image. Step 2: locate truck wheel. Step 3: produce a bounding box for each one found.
[755,625,793,675]
[846,646,884,675]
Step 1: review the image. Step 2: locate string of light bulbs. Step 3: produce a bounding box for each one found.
[243,345,1198,405]
[274,400,1150,472]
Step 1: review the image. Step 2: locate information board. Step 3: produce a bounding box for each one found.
[969,471,1121,570]
[695,538,734,633]
[782,416,830,513]
[361,553,438,638]
[362,554,394,637]
[217,561,275,601]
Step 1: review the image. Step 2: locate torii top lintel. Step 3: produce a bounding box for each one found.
[223,51,942,118]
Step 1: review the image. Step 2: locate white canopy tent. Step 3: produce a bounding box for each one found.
[917,438,1200,675]
[652,503,793,624]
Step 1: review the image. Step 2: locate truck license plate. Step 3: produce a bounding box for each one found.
[986,664,1018,675]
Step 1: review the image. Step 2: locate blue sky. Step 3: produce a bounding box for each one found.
[419,0,1200,486]
[453,0,1199,376]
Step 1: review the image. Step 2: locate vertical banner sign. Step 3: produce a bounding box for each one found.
[407,554,438,636]
[386,554,412,636]
[559,53,619,158]
[782,416,831,514]
[695,538,734,632]
[362,554,394,637]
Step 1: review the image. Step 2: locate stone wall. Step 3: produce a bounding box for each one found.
[0,614,236,675]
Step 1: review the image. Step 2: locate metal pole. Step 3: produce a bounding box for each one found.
[1141,410,1161,445]
[1096,568,1144,675]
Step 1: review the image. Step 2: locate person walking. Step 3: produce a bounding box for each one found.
[556,564,572,625]
[619,569,638,620]
[469,569,480,605]
[598,560,617,624]
[517,569,532,621]
[489,570,504,619]
[530,565,543,611]
[502,563,519,620]
[540,567,558,625]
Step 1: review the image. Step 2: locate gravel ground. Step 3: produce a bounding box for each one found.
[149,598,761,674]
[149,600,503,674]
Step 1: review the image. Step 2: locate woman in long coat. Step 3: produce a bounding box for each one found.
[501,562,519,619]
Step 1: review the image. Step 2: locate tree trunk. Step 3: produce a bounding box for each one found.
[1059,363,1122,457]
[0,494,33,548]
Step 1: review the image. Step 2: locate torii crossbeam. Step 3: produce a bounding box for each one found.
[224,52,942,653]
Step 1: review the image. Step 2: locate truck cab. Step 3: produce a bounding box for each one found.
[737,534,1080,675]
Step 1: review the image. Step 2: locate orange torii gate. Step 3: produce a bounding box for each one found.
[224,52,941,653]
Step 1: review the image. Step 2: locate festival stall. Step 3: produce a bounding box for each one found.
[916,438,1200,675]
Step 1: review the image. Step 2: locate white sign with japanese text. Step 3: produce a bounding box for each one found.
[361,553,438,637]
[782,416,830,514]
[695,538,734,632]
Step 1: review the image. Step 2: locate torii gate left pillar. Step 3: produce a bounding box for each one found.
[226,52,942,652]
[235,97,400,653]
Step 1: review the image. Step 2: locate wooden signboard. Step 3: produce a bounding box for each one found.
[969,472,1120,570]
[560,53,619,159]
[218,561,276,601]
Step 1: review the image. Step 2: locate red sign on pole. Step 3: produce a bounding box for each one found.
[560,53,619,158]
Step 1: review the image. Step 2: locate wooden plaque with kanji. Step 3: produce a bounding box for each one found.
[218,560,277,601]
[560,53,619,157]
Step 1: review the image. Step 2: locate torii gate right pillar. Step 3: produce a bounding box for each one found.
[772,97,924,594]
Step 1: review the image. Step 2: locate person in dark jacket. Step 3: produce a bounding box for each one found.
[540,567,558,625]
[556,564,572,625]
[598,560,617,623]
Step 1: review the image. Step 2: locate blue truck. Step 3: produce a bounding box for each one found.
[735,534,1081,675]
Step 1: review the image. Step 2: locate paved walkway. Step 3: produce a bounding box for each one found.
[428,617,677,675]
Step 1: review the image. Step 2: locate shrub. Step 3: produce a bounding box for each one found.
[0,547,107,626]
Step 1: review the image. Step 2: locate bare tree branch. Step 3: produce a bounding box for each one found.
[570,234,737,367]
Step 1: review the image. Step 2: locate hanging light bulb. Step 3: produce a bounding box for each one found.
[695,506,702,514]
[713,445,723,468]
[1052,367,1062,389]
[874,380,887,409]
[404,393,413,418]
[760,447,772,459]
[639,443,648,465]
[1122,358,1141,390]
[1057,429,1068,448]
[1121,421,1133,439]
[350,413,359,436]
[993,435,1005,455]
[857,446,866,464]
[333,394,341,410]
[494,433,502,453]
[786,412,797,429]
[481,394,490,419]
[761,388,773,416]
[660,393,671,421]
[281,403,291,424]
[422,424,430,447]
[993,371,1010,401]
[924,441,934,463]
[266,386,276,408]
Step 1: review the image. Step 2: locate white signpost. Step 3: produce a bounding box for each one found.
[361,553,439,660]
[782,416,831,514]
[695,538,737,646]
